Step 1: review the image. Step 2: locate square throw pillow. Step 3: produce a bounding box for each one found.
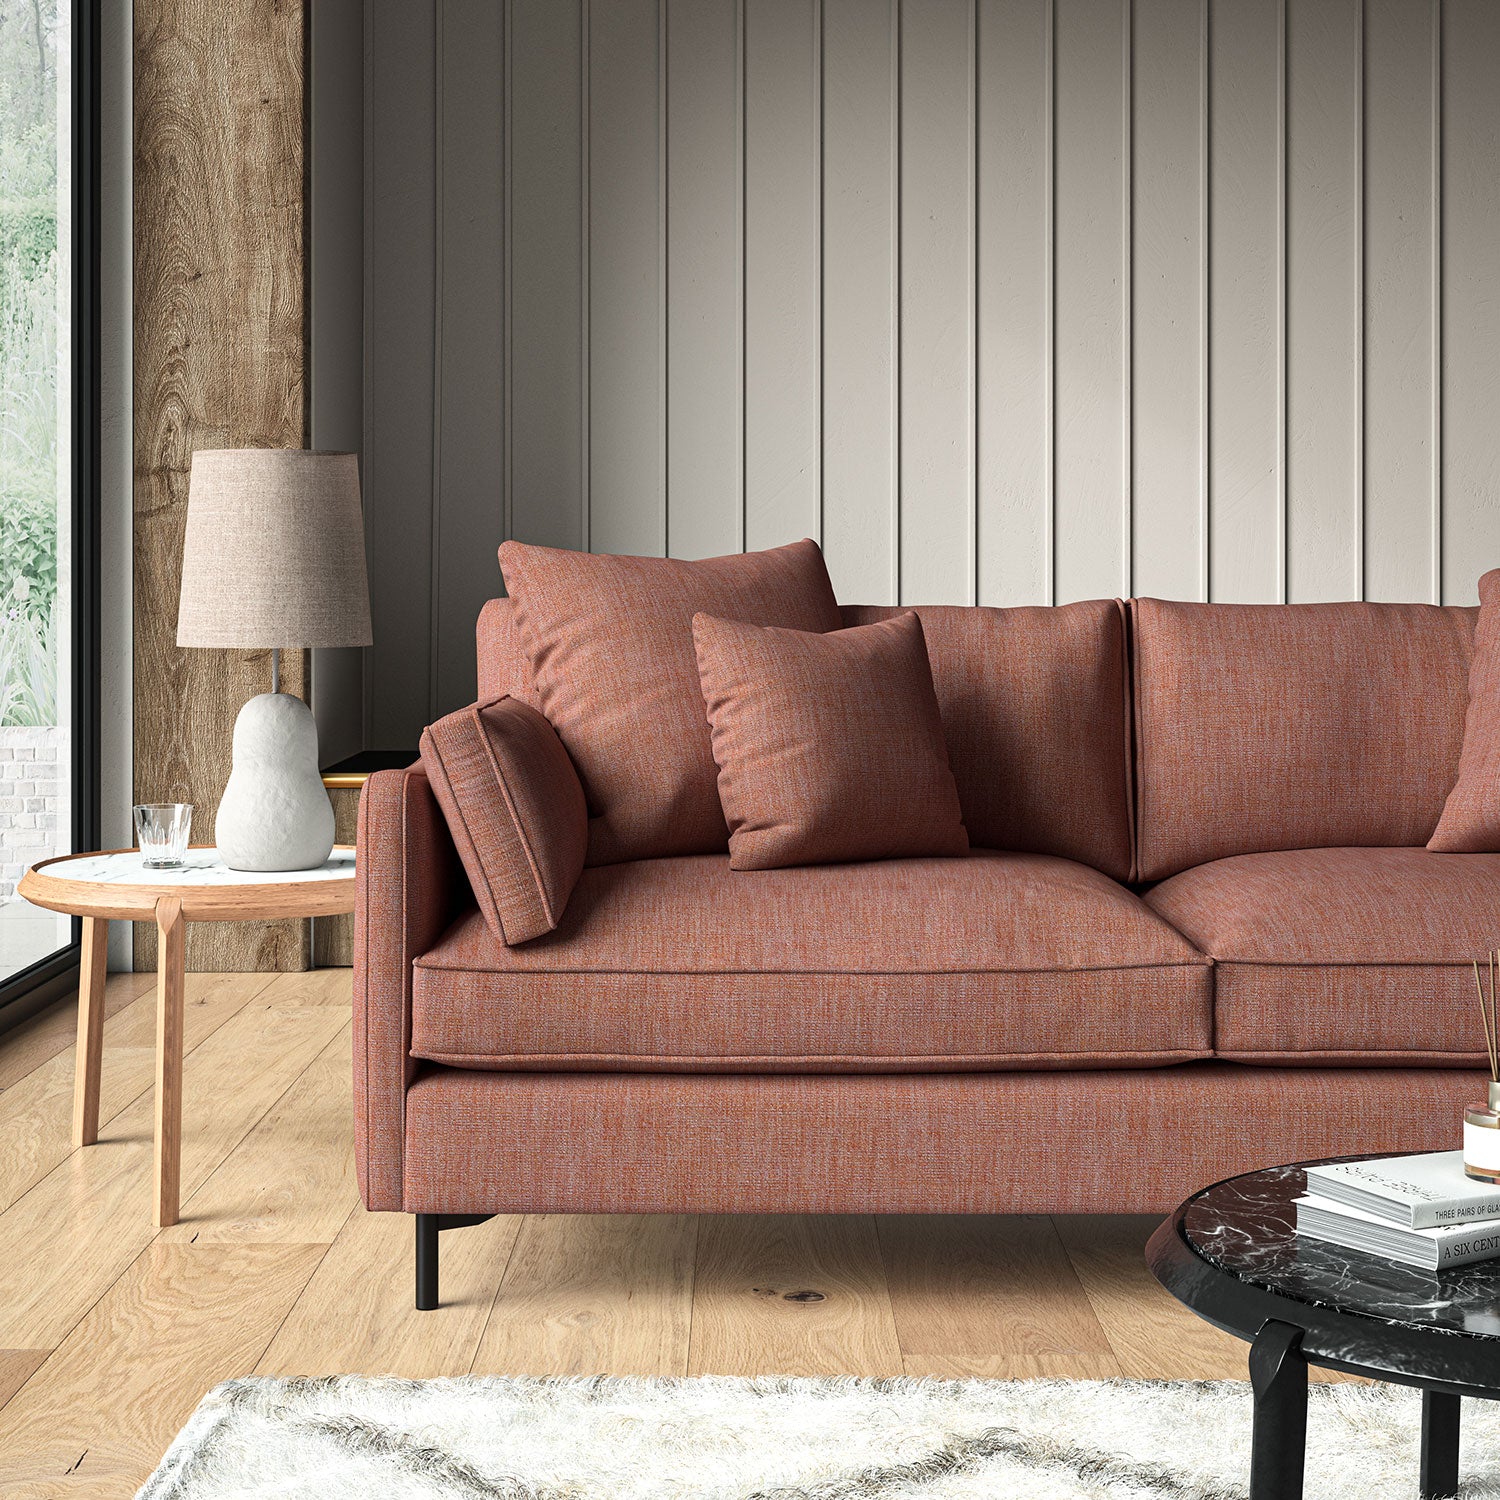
[420,695,588,944]
[497,537,842,865]
[1430,568,1500,851]
[693,609,969,870]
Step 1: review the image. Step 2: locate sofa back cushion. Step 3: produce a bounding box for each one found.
[1132,598,1476,882]
[477,598,540,706]
[496,538,843,865]
[482,595,1135,880]
[841,601,1134,881]
[1430,568,1500,851]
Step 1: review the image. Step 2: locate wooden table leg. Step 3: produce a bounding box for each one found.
[71,916,109,1148]
[152,896,185,1229]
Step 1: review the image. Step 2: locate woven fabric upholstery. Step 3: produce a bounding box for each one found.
[841,601,1133,881]
[410,850,1211,1073]
[497,538,842,866]
[476,599,540,706]
[398,1064,1485,1215]
[420,696,588,945]
[693,610,968,870]
[1145,847,1500,1065]
[353,766,470,1212]
[1132,598,1476,881]
[1431,568,1500,851]
[481,595,1137,882]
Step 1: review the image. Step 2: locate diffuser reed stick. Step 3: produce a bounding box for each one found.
[1474,954,1499,1083]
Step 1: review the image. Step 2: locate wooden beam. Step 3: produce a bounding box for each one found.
[132,0,310,971]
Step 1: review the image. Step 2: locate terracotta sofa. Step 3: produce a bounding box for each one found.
[356,594,1493,1307]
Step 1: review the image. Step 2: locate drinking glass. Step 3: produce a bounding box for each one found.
[134,803,193,869]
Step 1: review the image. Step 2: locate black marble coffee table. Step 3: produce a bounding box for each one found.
[1147,1159,1500,1500]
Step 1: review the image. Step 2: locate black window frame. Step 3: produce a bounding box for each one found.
[0,0,101,1031]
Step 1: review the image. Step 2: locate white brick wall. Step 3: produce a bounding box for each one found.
[0,726,69,902]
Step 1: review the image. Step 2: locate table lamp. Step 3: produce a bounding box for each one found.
[176,449,373,871]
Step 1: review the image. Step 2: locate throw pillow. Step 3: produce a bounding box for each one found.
[420,695,588,944]
[692,609,970,870]
[1430,568,1500,851]
[497,537,842,864]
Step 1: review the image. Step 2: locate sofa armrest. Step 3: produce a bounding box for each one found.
[354,765,470,1211]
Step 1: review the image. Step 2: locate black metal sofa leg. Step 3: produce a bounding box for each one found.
[415,1213,495,1310]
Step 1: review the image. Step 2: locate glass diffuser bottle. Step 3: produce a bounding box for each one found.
[1465,954,1500,1183]
[1465,1083,1500,1183]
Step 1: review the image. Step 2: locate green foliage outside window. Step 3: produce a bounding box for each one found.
[0,1,60,725]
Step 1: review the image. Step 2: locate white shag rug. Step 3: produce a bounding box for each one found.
[138,1374,1500,1500]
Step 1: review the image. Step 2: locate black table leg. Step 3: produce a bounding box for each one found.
[1249,1320,1308,1500]
[1420,1390,1461,1499]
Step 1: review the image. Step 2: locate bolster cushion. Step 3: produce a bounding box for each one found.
[420,696,589,945]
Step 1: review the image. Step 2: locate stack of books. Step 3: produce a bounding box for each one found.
[1296,1151,1500,1270]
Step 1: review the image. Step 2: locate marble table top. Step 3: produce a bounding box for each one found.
[1184,1160,1500,1341]
[40,848,355,888]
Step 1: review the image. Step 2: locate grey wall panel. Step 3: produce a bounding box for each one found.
[358,0,1500,730]
[365,0,436,747]
[1053,0,1128,604]
[821,0,898,603]
[1129,0,1205,604]
[1285,0,1360,603]
[1208,0,1283,604]
[589,0,665,557]
[666,0,742,559]
[1442,0,1500,606]
[509,0,586,556]
[310,0,366,766]
[744,0,822,552]
[1364,0,1438,604]
[976,0,1050,607]
[436,4,507,719]
[898,0,975,605]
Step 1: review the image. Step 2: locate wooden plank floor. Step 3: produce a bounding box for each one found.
[0,970,1278,1497]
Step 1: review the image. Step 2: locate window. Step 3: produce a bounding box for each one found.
[0,0,97,1016]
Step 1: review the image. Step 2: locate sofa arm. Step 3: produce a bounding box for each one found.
[354,765,469,1211]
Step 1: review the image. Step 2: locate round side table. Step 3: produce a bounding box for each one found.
[17,846,356,1228]
[1147,1159,1500,1500]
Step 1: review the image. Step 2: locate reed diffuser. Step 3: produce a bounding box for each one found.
[1465,952,1500,1182]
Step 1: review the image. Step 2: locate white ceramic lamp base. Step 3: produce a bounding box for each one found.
[215,693,335,872]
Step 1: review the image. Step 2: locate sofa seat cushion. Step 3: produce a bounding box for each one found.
[1145,847,1500,1066]
[411,850,1212,1074]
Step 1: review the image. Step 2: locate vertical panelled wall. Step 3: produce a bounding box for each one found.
[363,0,1500,748]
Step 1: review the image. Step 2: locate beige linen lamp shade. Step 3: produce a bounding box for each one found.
[176,449,373,649]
